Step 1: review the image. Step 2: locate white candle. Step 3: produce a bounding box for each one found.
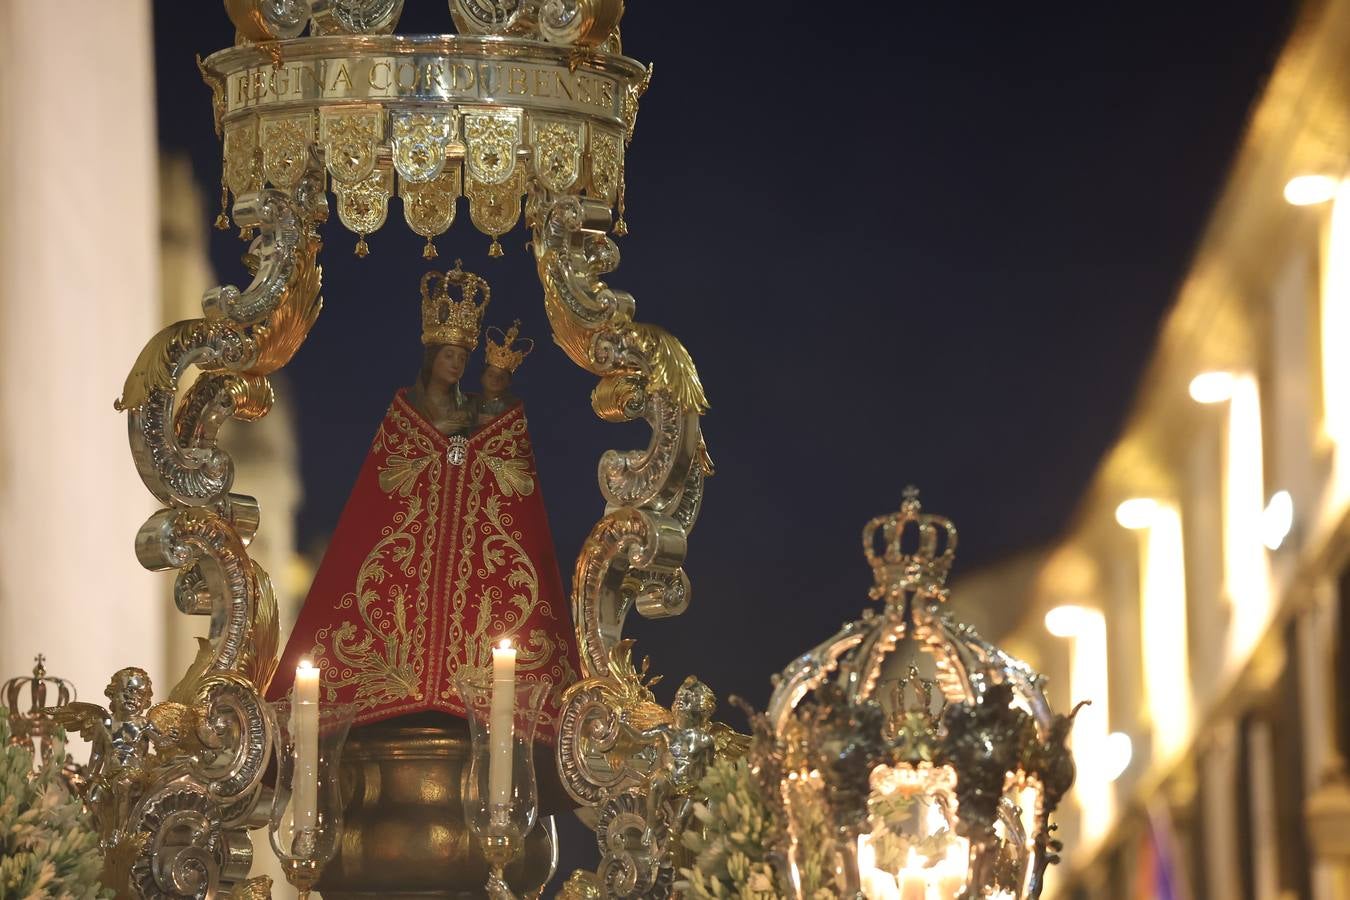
[897,849,926,900]
[860,868,901,900]
[857,834,900,900]
[934,834,968,899]
[488,640,517,809]
[293,659,320,834]
[897,872,926,900]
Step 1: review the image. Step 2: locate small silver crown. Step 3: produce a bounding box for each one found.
[4,654,75,764]
[861,487,958,601]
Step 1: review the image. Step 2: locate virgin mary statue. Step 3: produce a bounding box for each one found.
[269,262,578,741]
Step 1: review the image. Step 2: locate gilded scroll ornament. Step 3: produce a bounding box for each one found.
[622,64,651,144]
[401,165,462,258]
[392,110,457,183]
[467,166,526,256]
[532,118,585,192]
[337,164,395,256]
[588,126,622,203]
[322,107,384,185]
[261,113,315,190]
[521,179,730,893]
[537,0,625,47]
[87,180,326,896]
[464,109,524,185]
[224,0,310,40]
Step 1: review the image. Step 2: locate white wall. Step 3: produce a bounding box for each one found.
[0,2,164,706]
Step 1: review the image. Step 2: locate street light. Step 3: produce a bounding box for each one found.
[1103,731,1133,782]
[1188,371,1236,404]
[1261,490,1294,551]
[1189,371,1271,661]
[1044,603,1095,638]
[1114,497,1159,530]
[1284,174,1340,206]
[1116,499,1192,764]
[1043,604,1117,844]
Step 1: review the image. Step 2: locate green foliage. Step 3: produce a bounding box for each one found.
[0,711,111,900]
[676,758,837,900]
[866,792,959,875]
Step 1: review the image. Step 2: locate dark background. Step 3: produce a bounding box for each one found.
[154,0,1294,879]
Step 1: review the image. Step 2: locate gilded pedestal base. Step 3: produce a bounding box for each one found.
[319,718,556,898]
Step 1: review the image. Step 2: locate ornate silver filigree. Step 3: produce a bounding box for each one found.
[745,491,1077,899]
[98,176,322,897]
[223,215,300,320]
[135,509,255,672]
[225,0,310,41]
[529,180,728,896]
[309,0,404,34]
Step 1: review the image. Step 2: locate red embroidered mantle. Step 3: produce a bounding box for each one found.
[269,391,578,741]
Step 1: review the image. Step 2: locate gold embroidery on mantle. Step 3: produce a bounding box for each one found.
[313,404,438,709]
[309,402,575,727]
[486,455,535,497]
[441,416,576,724]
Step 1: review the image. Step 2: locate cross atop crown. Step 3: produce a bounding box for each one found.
[861,487,959,602]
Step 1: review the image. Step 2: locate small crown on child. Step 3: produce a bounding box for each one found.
[420,260,492,349]
[484,320,535,373]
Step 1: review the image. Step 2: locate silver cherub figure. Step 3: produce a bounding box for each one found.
[623,675,720,839]
[50,665,204,839]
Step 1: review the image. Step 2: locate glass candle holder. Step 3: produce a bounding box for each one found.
[452,671,550,886]
[268,700,356,899]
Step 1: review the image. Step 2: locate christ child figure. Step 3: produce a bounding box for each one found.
[477,319,533,427]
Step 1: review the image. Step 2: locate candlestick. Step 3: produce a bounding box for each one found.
[488,640,517,808]
[293,659,320,835]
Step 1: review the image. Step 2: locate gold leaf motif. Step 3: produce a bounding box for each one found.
[115,322,187,411]
[246,236,324,376]
[531,118,584,193]
[227,876,273,900]
[485,455,535,497]
[392,110,456,183]
[242,562,280,693]
[464,110,522,185]
[314,407,437,710]
[336,165,394,237]
[223,117,261,199]
[622,64,651,143]
[400,165,461,238]
[169,638,216,705]
[559,871,603,900]
[630,321,709,415]
[322,107,384,184]
[379,453,432,496]
[588,126,622,203]
[442,415,572,703]
[466,166,525,255]
[261,113,314,189]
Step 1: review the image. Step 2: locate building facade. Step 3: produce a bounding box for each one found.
[962,2,1350,898]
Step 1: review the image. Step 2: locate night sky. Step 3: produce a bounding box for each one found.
[152,3,1292,871]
